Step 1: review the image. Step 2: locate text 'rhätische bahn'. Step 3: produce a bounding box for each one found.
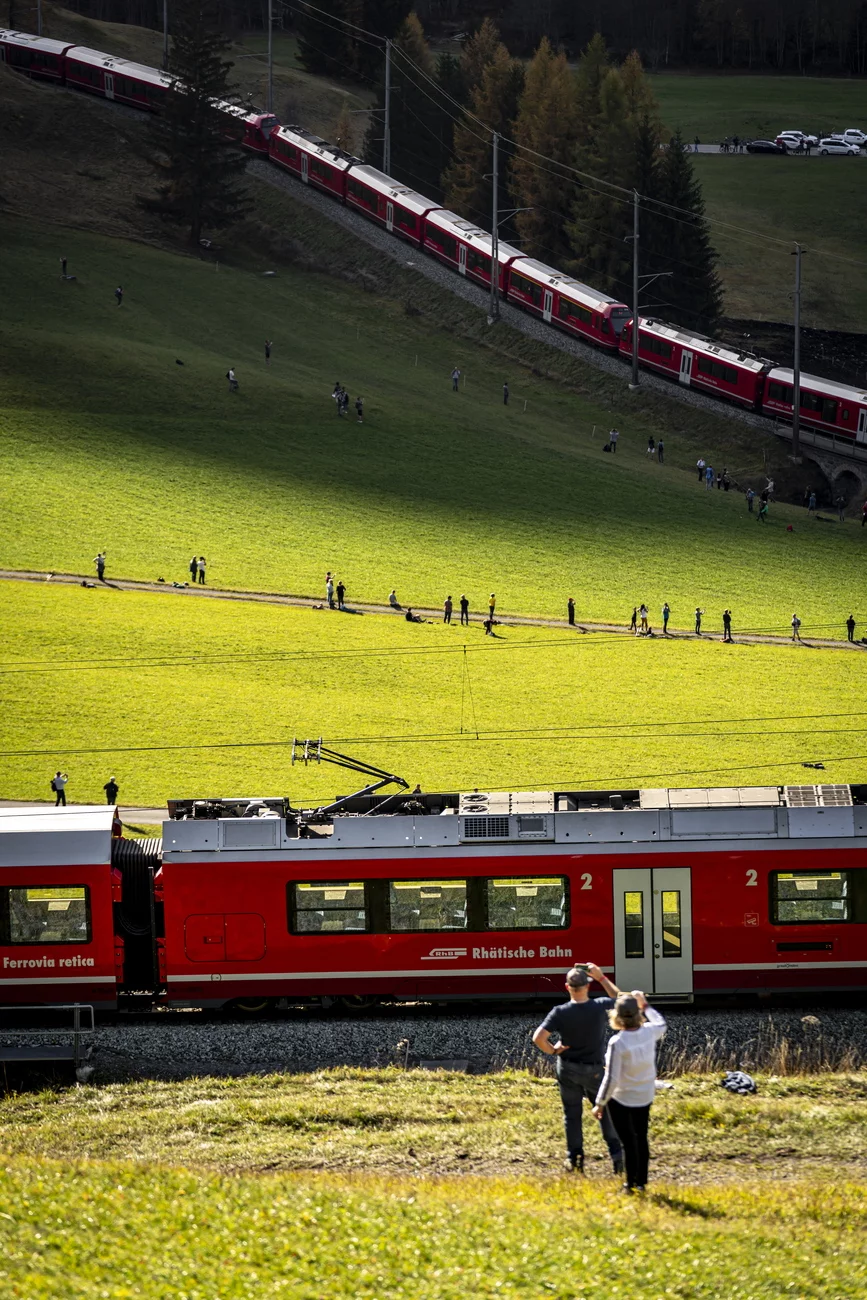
[3,26,867,444]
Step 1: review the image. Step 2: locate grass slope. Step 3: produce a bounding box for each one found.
[651,72,867,143]
[0,1073,865,1298]
[1,579,864,804]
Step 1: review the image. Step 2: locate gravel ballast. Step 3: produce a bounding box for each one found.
[20,1005,863,1081]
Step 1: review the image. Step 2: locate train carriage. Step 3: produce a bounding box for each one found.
[421,210,522,291]
[505,259,631,351]
[64,46,170,110]
[762,368,867,443]
[343,165,439,246]
[216,100,279,155]
[619,318,771,408]
[0,30,73,81]
[269,125,358,198]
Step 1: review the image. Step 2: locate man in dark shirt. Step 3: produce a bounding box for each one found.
[533,963,624,1175]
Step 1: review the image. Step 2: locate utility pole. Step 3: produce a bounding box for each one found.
[267,0,273,114]
[792,243,802,460]
[162,0,169,71]
[630,189,640,389]
[383,38,392,174]
[37,0,42,37]
[490,131,499,323]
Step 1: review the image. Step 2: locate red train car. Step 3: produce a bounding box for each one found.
[619,318,771,408]
[343,165,439,245]
[217,101,279,155]
[64,46,170,110]
[421,210,522,292]
[0,30,73,80]
[505,259,630,351]
[269,125,357,198]
[157,781,867,1010]
[762,368,867,443]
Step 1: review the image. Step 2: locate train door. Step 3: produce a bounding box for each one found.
[857,410,867,444]
[104,72,115,100]
[301,154,309,184]
[458,244,467,276]
[543,290,553,323]
[386,201,394,233]
[679,350,693,386]
[612,868,693,996]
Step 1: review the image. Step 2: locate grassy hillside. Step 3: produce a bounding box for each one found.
[0,1073,864,1298]
[1,579,864,804]
[651,72,867,142]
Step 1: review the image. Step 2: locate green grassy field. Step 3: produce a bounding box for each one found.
[651,72,867,142]
[1,579,864,805]
[0,1073,865,1298]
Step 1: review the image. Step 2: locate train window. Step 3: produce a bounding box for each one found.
[310,158,332,181]
[558,298,592,326]
[768,380,794,405]
[800,391,838,423]
[397,213,418,234]
[697,357,738,384]
[433,235,458,262]
[485,877,567,930]
[388,879,467,931]
[467,249,491,277]
[770,871,850,924]
[511,274,542,306]
[661,890,682,956]
[639,334,673,361]
[289,881,367,934]
[347,179,379,208]
[623,892,644,957]
[2,886,91,945]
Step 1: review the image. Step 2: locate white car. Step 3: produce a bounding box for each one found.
[818,137,861,155]
[776,130,818,150]
[839,128,867,146]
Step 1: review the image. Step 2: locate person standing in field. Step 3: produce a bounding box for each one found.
[592,991,667,1193]
[696,457,705,482]
[532,964,625,1177]
[198,557,206,584]
[227,368,238,393]
[60,256,68,278]
[847,614,856,642]
[189,556,198,584]
[115,286,123,307]
[264,340,272,366]
[808,492,817,514]
[757,500,769,523]
[336,580,346,611]
[103,776,119,805]
[646,436,655,458]
[93,551,106,582]
[695,607,704,635]
[355,396,364,424]
[609,428,619,454]
[460,595,469,626]
[489,593,496,620]
[443,595,453,625]
[723,609,733,642]
[326,575,334,609]
[657,439,664,464]
[792,613,802,642]
[451,366,461,392]
[639,604,648,633]
[705,464,714,491]
[662,602,670,634]
[51,771,69,807]
[746,488,755,513]
[503,382,509,406]
[836,496,845,522]
[630,607,637,634]
[567,597,575,626]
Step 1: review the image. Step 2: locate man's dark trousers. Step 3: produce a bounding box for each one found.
[556,1059,622,1163]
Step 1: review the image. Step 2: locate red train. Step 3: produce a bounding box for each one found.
[4,27,867,439]
[3,777,866,1013]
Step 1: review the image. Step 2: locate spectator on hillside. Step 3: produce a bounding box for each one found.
[503,382,509,406]
[746,488,755,513]
[639,604,649,633]
[326,575,334,608]
[198,556,206,584]
[336,580,346,611]
[847,614,856,642]
[757,500,769,523]
[695,607,704,635]
[792,614,802,642]
[460,595,469,626]
[705,464,714,491]
[630,606,638,634]
[567,597,575,626]
[610,428,619,453]
[93,551,106,582]
[104,776,119,805]
[227,368,238,393]
[722,471,731,491]
[694,136,700,152]
[405,607,426,623]
[444,596,453,625]
[657,439,664,464]
[646,436,655,458]
[189,556,198,583]
[836,496,846,522]
[766,478,776,499]
[451,366,461,392]
[662,602,671,634]
[489,593,496,619]
[389,589,401,610]
[51,771,69,807]
[60,256,68,278]
[808,491,817,514]
[115,285,123,307]
[723,609,733,642]
[697,457,705,482]
[355,396,364,424]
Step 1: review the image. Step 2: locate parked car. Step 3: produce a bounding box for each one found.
[746,139,786,154]
[818,137,861,155]
[840,128,867,146]
[775,131,818,150]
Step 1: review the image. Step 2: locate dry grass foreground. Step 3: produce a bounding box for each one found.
[1,1071,866,1298]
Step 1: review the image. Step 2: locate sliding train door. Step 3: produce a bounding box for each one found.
[612,867,693,996]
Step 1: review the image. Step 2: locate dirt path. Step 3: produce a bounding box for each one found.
[1,566,861,652]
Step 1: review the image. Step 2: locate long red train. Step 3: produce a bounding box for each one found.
[4,25,867,443]
[2,775,866,1013]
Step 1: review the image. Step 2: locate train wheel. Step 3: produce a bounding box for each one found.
[335,994,382,1011]
[227,997,274,1016]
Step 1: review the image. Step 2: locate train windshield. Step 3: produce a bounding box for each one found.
[609,307,632,335]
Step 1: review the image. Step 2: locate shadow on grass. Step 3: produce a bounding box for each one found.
[650,1191,724,1218]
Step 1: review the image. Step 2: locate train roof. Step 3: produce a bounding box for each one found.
[767,366,867,402]
[347,165,439,215]
[275,124,359,168]
[0,806,116,867]
[510,258,627,309]
[0,29,74,54]
[425,210,523,261]
[638,318,770,371]
[65,45,170,87]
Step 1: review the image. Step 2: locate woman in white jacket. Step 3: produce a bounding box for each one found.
[592,991,666,1192]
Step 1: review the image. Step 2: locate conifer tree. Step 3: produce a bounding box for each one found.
[573,32,611,148]
[509,37,579,264]
[648,130,724,332]
[459,17,502,92]
[443,42,524,232]
[295,1,353,77]
[143,0,250,245]
[334,99,356,153]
